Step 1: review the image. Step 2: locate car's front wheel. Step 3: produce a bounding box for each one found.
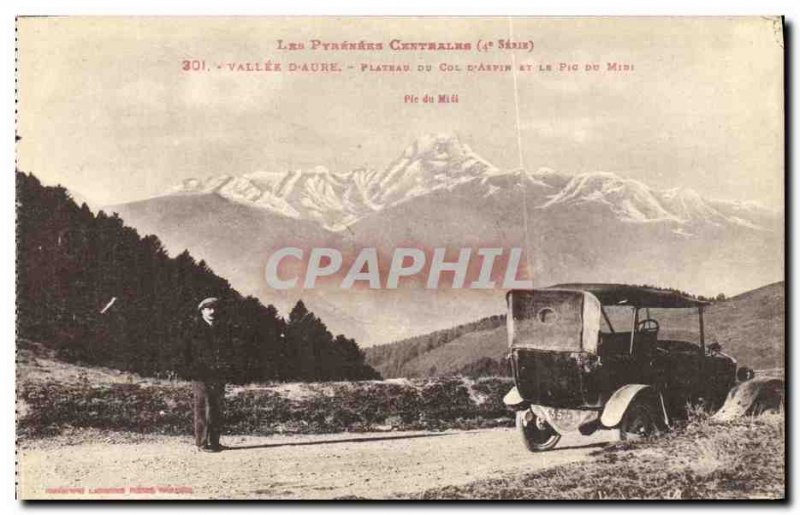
[516,410,561,452]
[619,398,663,441]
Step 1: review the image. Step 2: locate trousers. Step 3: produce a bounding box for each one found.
[192,381,224,448]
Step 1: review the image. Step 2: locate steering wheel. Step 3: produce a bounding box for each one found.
[636,318,660,335]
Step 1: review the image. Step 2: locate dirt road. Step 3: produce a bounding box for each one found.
[18,428,617,499]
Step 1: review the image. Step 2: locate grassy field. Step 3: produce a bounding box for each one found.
[414,410,785,500]
[17,341,514,438]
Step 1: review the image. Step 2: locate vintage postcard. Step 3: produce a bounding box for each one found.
[15,16,785,500]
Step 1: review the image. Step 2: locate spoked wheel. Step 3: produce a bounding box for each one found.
[619,398,663,441]
[516,410,561,452]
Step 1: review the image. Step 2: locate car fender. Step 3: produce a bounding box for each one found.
[600,384,665,428]
[503,386,525,407]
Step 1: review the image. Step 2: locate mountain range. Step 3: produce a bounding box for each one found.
[168,133,777,234]
[108,133,784,345]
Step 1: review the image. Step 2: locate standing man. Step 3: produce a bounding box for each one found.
[184,297,233,453]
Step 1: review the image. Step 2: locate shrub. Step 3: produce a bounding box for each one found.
[18,376,516,438]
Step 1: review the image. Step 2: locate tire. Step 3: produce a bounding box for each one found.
[619,397,663,441]
[516,410,561,452]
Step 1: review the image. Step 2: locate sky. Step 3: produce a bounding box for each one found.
[17,16,784,208]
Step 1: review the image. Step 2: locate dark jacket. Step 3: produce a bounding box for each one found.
[183,319,235,382]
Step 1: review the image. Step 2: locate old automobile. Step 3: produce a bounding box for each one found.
[503,284,782,451]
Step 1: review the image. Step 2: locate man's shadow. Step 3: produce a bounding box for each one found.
[221,432,611,453]
[222,431,455,451]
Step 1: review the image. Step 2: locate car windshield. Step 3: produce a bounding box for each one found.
[600,305,703,347]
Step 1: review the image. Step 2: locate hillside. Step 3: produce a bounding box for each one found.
[367,281,784,377]
[16,171,379,383]
[702,281,785,369]
[364,315,506,378]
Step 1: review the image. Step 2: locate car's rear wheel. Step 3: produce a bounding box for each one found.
[516,410,561,452]
[619,398,663,441]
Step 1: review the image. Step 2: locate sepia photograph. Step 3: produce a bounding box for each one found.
[14,15,785,500]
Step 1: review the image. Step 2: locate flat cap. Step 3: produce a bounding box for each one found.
[197,297,219,310]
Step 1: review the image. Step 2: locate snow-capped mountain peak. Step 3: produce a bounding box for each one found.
[541,171,680,223]
[172,133,501,230]
[538,171,777,230]
[169,135,778,233]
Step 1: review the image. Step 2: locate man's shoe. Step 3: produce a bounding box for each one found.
[198,445,221,453]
